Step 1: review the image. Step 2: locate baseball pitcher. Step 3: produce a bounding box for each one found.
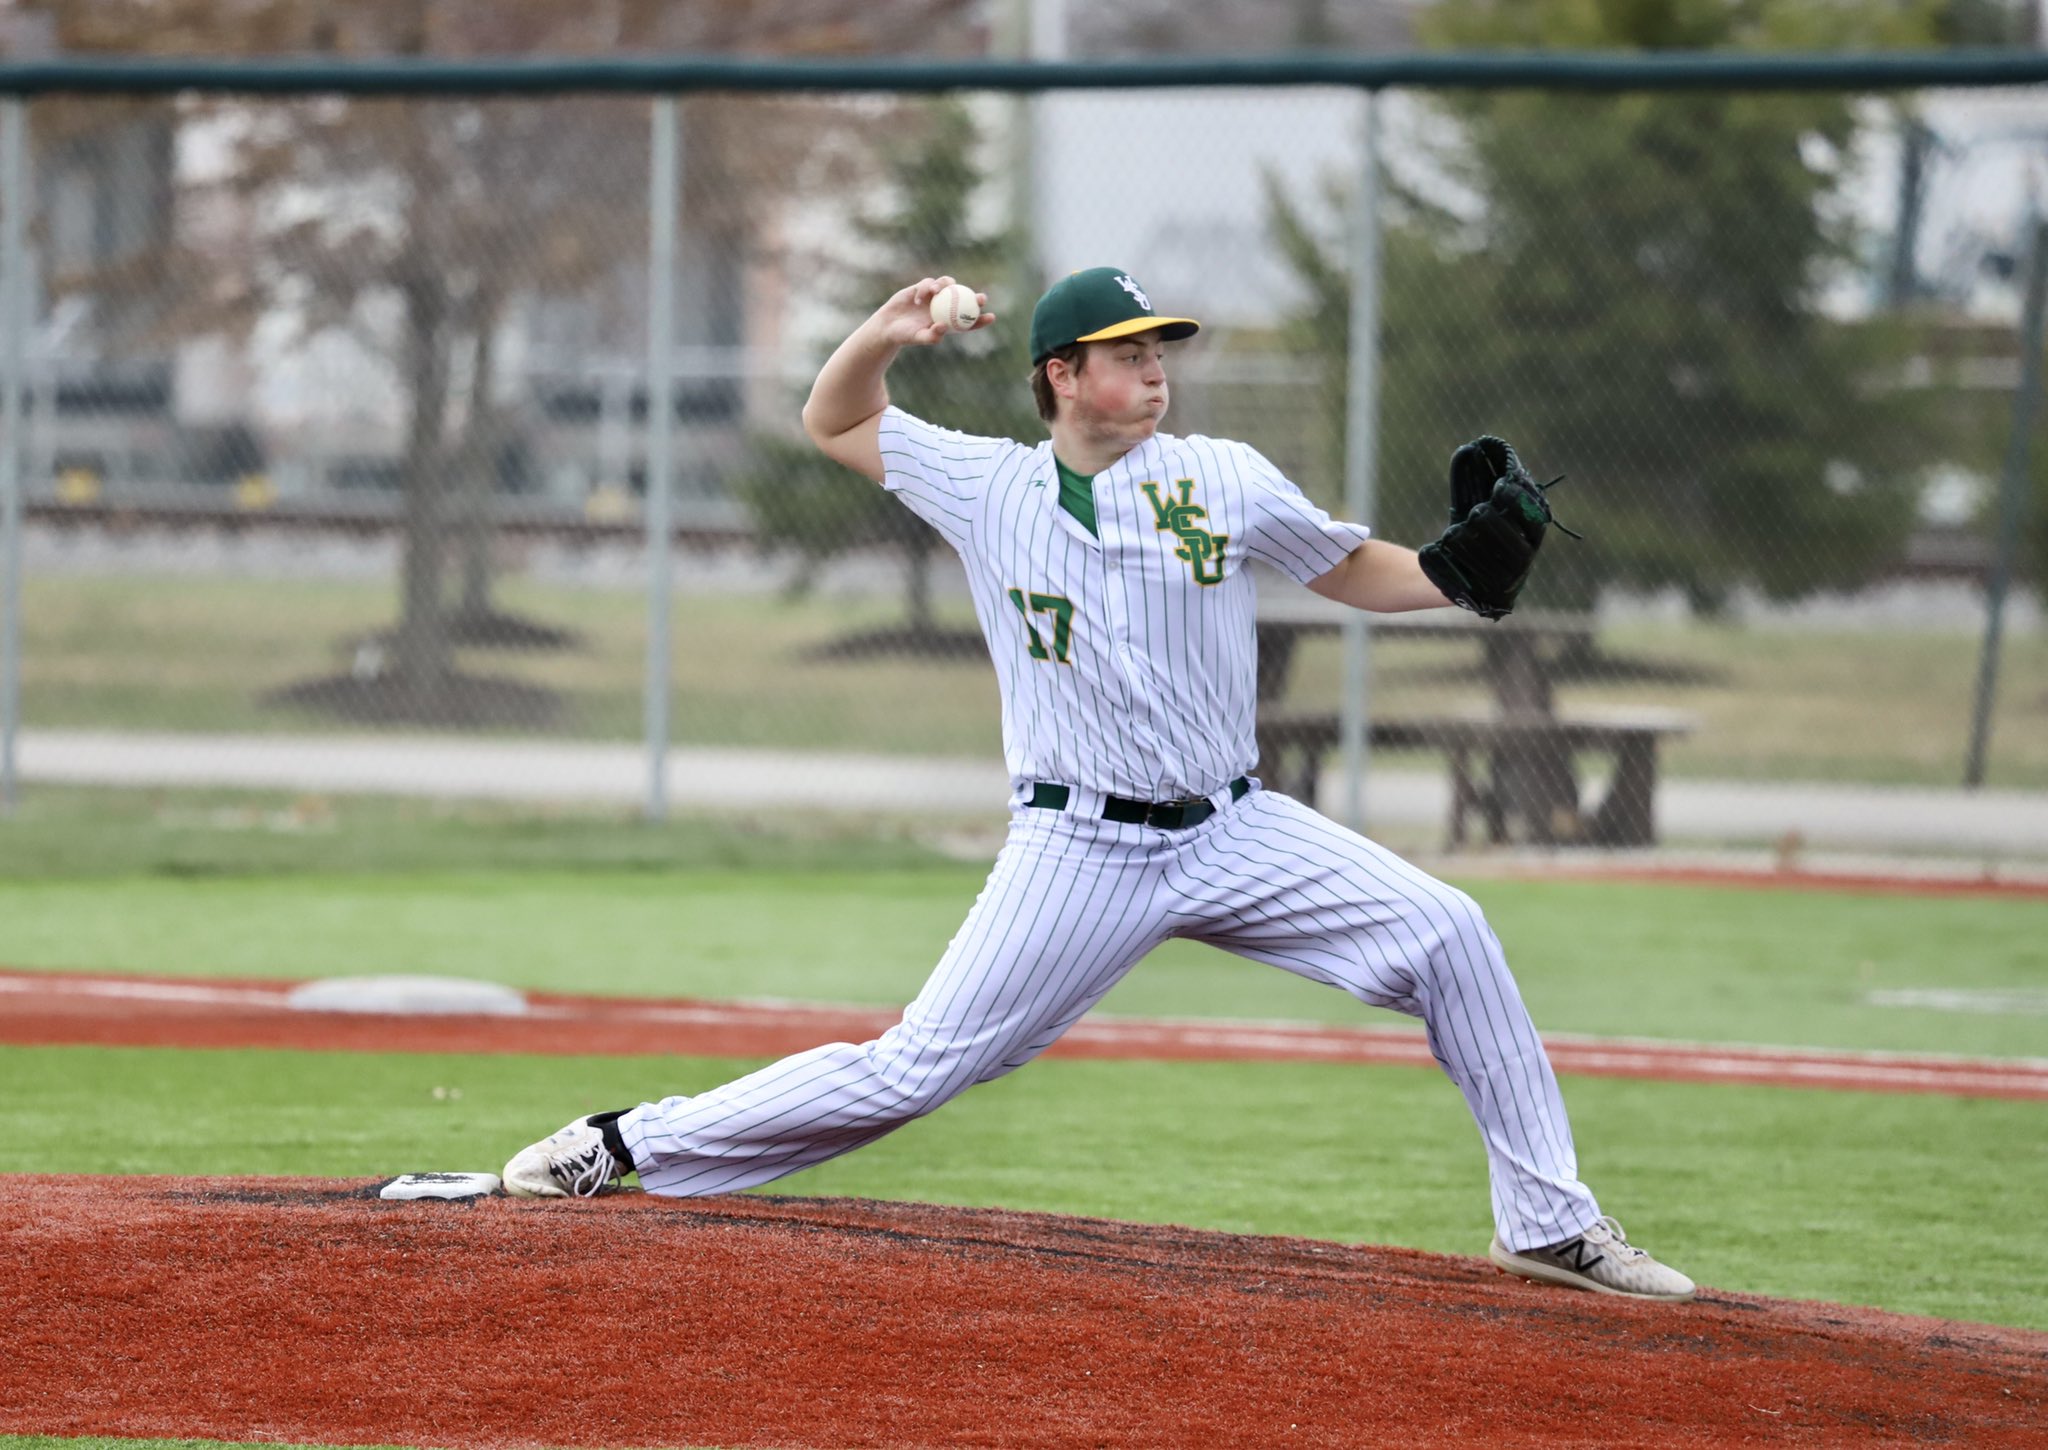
[503,267,1694,1302]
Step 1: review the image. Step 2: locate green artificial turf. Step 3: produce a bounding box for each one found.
[5,793,2042,1342]
[2,861,2043,1057]
[3,1042,2041,1330]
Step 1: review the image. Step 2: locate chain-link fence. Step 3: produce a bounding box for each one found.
[4,57,2047,855]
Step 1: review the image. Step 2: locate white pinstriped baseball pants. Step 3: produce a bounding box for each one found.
[618,785,1602,1251]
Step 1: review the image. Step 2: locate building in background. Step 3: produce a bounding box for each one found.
[2,9,218,503]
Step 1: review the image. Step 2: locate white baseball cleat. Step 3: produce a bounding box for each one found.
[502,1115,629,1199]
[1490,1216,1696,1302]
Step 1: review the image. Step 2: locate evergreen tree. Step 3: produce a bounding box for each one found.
[738,98,1034,643]
[1273,0,1958,612]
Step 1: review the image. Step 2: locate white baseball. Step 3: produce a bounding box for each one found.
[929,282,980,333]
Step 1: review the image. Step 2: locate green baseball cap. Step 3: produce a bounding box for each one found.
[1028,267,1200,365]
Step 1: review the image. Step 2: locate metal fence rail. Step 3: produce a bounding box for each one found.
[7,50,2048,94]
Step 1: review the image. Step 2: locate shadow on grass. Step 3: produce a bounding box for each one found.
[263,671,564,729]
[801,624,991,663]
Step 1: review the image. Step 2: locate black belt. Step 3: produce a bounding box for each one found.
[1027,776,1249,830]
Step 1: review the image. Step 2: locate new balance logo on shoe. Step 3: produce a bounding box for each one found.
[1556,1238,1605,1274]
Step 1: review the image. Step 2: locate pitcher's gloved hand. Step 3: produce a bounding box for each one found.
[1416,435,1581,622]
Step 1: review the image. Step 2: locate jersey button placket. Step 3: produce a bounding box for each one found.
[1095,484,1146,697]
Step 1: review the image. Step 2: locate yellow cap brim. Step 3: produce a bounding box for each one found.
[1074,316,1201,345]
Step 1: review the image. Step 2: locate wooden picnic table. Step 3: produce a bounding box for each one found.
[1251,583,1690,847]
[1253,589,1596,717]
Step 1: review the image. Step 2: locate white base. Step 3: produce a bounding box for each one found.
[379,1172,503,1200]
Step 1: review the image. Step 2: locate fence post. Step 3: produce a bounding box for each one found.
[1337,90,1382,832]
[643,96,681,821]
[1963,213,2048,789]
[0,100,26,818]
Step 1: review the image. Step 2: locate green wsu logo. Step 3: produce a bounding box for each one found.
[1140,479,1228,586]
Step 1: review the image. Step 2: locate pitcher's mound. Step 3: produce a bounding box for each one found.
[4,1176,2042,1448]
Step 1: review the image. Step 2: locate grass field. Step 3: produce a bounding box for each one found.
[19,571,2048,786]
[2,793,2045,1333]
[6,859,2048,1056]
[3,788,2046,1056]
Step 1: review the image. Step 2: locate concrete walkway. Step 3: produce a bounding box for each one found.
[17,728,2048,858]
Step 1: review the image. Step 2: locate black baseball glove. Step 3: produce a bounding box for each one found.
[1416,435,1581,622]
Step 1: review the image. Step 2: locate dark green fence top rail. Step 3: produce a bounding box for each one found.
[1,48,2047,97]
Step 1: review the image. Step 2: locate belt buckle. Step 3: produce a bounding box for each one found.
[1157,793,1218,829]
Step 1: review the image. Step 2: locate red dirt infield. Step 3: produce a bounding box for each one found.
[1494,862,2048,901]
[5,968,2047,1101]
[5,1176,2044,1449]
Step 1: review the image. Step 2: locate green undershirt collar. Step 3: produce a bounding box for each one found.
[1053,455,1099,537]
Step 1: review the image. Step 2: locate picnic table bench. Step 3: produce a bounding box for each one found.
[1254,706,1695,849]
[1252,581,1694,848]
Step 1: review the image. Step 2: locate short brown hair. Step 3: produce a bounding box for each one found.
[1030,343,1086,423]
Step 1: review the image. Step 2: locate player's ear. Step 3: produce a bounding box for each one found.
[1044,356,1073,398]
[1047,349,1085,399]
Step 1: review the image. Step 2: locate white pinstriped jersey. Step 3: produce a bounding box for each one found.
[878,406,1371,802]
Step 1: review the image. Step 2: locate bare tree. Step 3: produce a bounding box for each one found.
[34,0,979,724]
